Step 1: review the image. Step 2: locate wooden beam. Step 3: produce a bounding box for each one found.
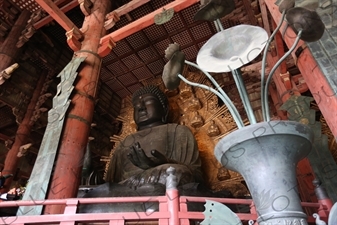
[267,50,301,103]
[242,0,257,25]
[258,0,271,36]
[241,61,262,72]
[0,133,11,141]
[273,20,287,74]
[34,0,82,39]
[33,0,79,29]
[53,0,70,6]
[265,0,337,139]
[106,0,151,20]
[34,0,150,30]
[99,0,199,56]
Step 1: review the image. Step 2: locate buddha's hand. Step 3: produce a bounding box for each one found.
[121,164,194,188]
[127,142,174,170]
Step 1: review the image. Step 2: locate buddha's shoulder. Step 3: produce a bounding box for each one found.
[166,123,193,133]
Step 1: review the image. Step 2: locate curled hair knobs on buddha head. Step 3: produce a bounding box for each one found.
[132,85,169,113]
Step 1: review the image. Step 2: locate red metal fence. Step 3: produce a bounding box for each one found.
[0,189,330,225]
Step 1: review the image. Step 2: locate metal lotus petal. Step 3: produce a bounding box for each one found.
[201,200,242,225]
[277,0,295,12]
[154,8,174,25]
[197,25,268,72]
[286,7,325,42]
[162,51,185,90]
[194,0,235,21]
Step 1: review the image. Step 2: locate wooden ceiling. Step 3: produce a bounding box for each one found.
[37,0,262,98]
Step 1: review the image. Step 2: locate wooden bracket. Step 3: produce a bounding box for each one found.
[280,71,291,90]
[292,74,309,93]
[78,0,93,16]
[66,27,83,52]
[23,25,36,39]
[104,11,120,30]
[98,37,116,57]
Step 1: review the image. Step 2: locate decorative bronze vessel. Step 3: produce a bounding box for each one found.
[214,121,314,225]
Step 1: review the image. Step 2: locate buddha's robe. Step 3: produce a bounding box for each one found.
[106,124,203,187]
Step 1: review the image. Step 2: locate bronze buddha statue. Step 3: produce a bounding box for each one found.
[78,85,228,213]
[106,85,204,187]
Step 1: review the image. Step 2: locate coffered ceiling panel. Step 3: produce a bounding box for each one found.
[137,47,160,64]
[100,67,113,82]
[127,82,144,93]
[106,61,128,76]
[146,59,166,76]
[117,72,138,86]
[102,52,117,64]
[182,45,200,62]
[143,24,168,42]
[106,79,124,91]
[132,66,153,81]
[129,3,153,20]
[180,4,200,24]
[112,16,130,30]
[125,31,149,49]
[190,23,213,40]
[163,15,185,33]
[116,88,131,98]
[149,0,168,9]
[154,39,172,57]
[112,39,133,57]
[171,30,194,48]
[121,54,143,70]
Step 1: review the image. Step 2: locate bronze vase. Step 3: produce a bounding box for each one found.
[214,121,314,225]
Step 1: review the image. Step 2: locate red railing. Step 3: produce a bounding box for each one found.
[0,189,330,225]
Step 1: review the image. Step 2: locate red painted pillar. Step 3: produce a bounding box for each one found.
[0,10,30,71]
[44,0,111,214]
[167,188,180,225]
[2,72,46,191]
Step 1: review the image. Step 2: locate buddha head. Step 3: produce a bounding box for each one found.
[132,85,169,130]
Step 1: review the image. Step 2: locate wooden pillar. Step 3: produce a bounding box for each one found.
[44,0,111,214]
[0,10,30,71]
[273,20,287,74]
[0,9,31,190]
[2,72,46,191]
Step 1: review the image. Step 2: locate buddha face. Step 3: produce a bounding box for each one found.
[133,93,166,129]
